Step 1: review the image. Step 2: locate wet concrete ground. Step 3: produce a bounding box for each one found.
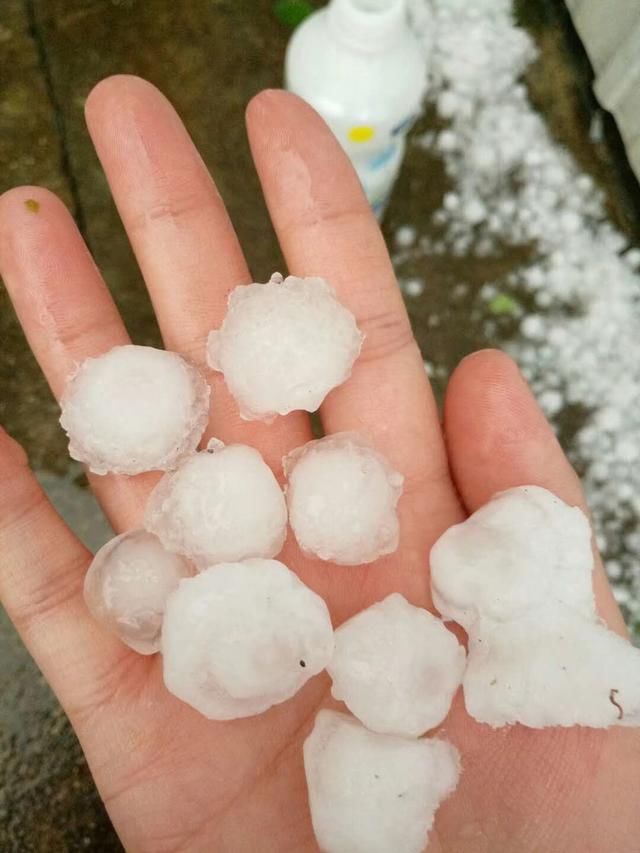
[1,1,639,849]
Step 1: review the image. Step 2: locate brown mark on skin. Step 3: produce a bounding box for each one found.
[24,198,40,213]
[609,688,624,720]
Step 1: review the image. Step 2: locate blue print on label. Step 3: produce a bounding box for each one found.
[369,145,397,170]
[372,190,392,218]
[392,114,418,136]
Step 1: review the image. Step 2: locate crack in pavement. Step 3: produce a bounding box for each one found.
[24,0,89,241]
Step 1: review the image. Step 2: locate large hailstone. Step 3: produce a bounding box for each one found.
[206,273,363,420]
[430,485,640,728]
[284,433,404,565]
[162,559,334,719]
[60,345,210,475]
[144,440,287,566]
[84,529,193,655]
[328,594,466,737]
[304,710,460,853]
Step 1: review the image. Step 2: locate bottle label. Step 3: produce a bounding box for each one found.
[344,112,418,150]
[326,112,419,217]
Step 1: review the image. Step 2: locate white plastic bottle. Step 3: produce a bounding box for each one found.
[285,0,426,218]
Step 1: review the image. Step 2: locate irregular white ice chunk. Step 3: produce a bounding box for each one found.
[284,433,404,565]
[394,225,417,248]
[60,345,210,475]
[402,277,426,298]
[538,388,564,418]
[430,485,640,728]
[304,710,460,853]
[162,559,334,719]
[328,594,466,737]
[520,314,546,340]
[206,274,363,420]
[145,441,287,566]
[84,529,193,655]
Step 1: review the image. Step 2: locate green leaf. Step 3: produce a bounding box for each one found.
[488,293,519,316]
[274,0,314,28]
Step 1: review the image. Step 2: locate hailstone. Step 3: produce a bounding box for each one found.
[144,440,287,566]
[206,273,363,420]
[430,485,640,728]
[84,529,193,655]
[304,710,460,853]
[327,594,466,737]
[60,345,210,475]
[284,433,404,565]
[162,559,334,719]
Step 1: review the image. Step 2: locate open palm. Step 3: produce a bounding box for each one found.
[1,77,639,853]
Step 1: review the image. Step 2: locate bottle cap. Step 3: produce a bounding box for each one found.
[327,0,407,53]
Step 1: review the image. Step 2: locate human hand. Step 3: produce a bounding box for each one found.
[0,76,638,852]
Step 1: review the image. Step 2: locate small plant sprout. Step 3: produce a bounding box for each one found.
[60,345,210,475]
[84,530,193,655]
[327,593,466,737]
[303,710,460,853]
[430,485,640,728]
[206,274,363,420]
[161,560,334,719]
[144,440,287,567]
[284,433,404,565]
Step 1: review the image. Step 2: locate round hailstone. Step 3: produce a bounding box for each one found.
[206,273,363,420]
[162,559,334,720]
[430,485,640,729]
[60,345,210,475]
[304,710,460,853]
[84,529,193,655]
[144,441,287,566]
[284,433,404,565]
[327,594,466,737]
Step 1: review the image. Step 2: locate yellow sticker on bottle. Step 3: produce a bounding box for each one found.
[348,125,375,143]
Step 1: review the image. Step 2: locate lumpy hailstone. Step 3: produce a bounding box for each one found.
[206,274,363,420]
[84,529,193,655]
[162,560,334,719]
[328,594,466,737]
[144,441,287,566]
[304,711,460,853]
[430,486,640,728]
[60,345,210,475]
[284,433,404,565]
